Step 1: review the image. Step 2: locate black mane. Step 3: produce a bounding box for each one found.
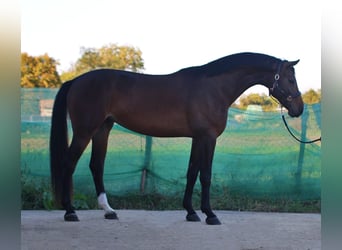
[183,52,281,77]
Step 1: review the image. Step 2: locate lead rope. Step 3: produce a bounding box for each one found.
[269,62,320,144]
[270,95,321,144]
[280,107,321,144]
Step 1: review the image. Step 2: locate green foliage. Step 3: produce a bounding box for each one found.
[237,89,321,110]
[302,89,321,104]
[238,93,278,111]
[61,43,144,82]
[21,169,54,210]
[21,52,62,88]
[21,171,96,210]
[21,182,320,213]
[73,193,91,210]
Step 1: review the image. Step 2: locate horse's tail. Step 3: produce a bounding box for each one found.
[50,80,73,207]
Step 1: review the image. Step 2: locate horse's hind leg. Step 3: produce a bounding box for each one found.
[62,135,91,221]
[89,118,118,220]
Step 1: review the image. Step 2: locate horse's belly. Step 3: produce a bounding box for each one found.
[113,111,192,137]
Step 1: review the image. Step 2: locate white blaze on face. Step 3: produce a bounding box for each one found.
[97,193,115,213]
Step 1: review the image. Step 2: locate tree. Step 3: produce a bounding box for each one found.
[302,89,321,104]
[238,93,279,111]
[21,53,62,88]
[61,43,144,82]
[236,89,321,111]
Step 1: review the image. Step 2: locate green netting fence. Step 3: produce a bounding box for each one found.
[21,88,321,201]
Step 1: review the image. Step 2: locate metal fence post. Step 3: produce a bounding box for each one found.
[140,136,152,193]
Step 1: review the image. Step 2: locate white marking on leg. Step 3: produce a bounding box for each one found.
[98,193,115,214]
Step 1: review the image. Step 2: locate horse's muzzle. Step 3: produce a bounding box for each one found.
[288,98,304,117]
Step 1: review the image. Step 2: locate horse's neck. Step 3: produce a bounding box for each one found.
[214,68,275,107]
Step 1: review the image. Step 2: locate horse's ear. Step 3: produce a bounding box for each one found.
[289,59,300,67]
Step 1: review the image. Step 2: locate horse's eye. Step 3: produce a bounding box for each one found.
[289,79,295,84]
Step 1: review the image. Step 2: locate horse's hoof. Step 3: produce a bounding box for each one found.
[186,213,201,222]
[105,211,118,220]
[64,212,79,222]
[206,216,221,225]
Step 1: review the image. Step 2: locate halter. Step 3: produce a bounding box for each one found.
[269,61,301,102]
[269,61,321,144]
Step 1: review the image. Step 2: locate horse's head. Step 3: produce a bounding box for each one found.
[269,60,304,117]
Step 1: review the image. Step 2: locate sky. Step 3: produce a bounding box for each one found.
[21,0,321,95]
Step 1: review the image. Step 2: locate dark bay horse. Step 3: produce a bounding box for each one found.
[50,52,303,224]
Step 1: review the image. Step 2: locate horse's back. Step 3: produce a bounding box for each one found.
[66,69,195,137]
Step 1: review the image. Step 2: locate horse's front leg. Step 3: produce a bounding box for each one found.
[200,163,221,225]
[198,135,221,225]
[183,135,221,225]
[183,160,201,222]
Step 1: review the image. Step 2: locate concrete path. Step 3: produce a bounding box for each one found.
[21,210,321,250]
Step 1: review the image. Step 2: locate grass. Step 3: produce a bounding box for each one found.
[21,173,320,213]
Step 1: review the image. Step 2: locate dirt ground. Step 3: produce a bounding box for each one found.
[21,210,320,250]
